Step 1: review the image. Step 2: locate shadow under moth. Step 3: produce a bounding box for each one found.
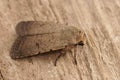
[11,21,86,66]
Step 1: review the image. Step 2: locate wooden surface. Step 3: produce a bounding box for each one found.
[0,0,120,80]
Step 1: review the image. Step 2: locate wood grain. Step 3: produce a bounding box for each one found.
[0,0,120,80]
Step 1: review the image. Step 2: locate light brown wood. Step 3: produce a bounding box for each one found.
[0,0,120,80]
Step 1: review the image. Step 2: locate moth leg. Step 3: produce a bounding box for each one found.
[54,45,77,66]
[54,50,66,66]
[72,46,78,65]
[54,45,75,66]
[66,45,78,65]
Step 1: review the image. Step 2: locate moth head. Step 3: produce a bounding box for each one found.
[76,31,86,46]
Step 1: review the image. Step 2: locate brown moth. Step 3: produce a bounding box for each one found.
[11,21,86,65]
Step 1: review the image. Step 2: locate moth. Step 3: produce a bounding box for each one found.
[11,21,86,65]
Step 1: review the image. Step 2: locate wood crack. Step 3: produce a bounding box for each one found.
[84,52,93,80]
[0,70,4,80]
[48,0,59,23]
[26,0,36,20]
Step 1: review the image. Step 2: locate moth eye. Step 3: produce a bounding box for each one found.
[78,41,84,46]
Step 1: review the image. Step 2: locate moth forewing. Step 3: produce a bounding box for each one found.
[11,21,85,59]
